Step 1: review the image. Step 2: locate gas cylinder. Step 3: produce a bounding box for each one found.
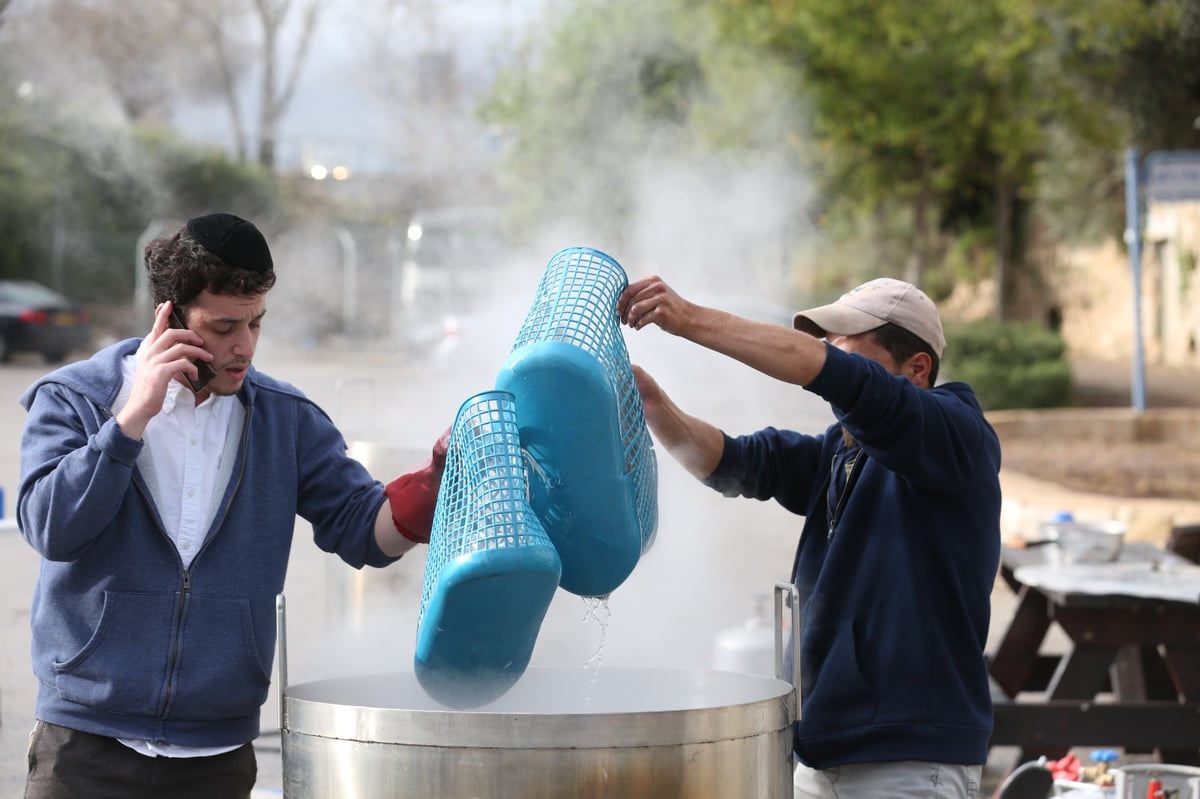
[712,593,776,677]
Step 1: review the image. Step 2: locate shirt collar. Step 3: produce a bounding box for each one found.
[161,378,189,414]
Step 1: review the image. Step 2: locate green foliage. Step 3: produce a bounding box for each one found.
[480,0,807,245]
[1027,0,1197,243]
[943,227,997,285]
[5,0,1189,327]
[481,0,687,242]
[0,109,145,301]
[1181,249,1197,297]
[710,0,1053,221]
[0,115,58,283]
[1052,0,1200,154]
[481,0,1200,307]
[944,320,1073,410]
[1030,124,1127,245]
[0,108,283,305]
[154,138,280,221]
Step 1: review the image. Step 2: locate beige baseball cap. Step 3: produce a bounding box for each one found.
[792,277,945,358]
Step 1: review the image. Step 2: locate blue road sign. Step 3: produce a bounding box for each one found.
[1146,151,1200,203]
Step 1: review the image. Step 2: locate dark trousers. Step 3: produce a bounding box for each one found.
[25,721,257,799]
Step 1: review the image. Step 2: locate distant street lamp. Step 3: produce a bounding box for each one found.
[308,163,350,181]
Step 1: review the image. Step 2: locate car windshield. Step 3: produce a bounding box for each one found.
[0,281,68,305]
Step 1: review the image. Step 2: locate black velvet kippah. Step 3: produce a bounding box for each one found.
[185,213,274,273]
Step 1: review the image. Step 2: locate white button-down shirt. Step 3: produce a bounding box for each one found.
[112,354,245,758]
[115,354,239,568]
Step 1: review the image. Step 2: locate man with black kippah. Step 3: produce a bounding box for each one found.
[16,213,448,798]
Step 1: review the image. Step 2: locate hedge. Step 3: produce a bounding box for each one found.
[943,320,1073,410]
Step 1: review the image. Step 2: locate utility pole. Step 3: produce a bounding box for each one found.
[1123,148,1147,414]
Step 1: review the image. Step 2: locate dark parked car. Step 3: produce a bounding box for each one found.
[0,280,91,363]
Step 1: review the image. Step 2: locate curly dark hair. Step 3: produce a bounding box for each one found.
[144,225,277,314]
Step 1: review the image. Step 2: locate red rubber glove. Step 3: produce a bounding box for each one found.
[386,427,451,544]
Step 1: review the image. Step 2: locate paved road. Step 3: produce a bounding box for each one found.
[1070,357,1200,409]
[0,314,840,794]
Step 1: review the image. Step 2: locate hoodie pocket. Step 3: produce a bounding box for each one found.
[167,592,272,721]
[803,618,877,731]
[53,591,177,717]
[52,590,272,722]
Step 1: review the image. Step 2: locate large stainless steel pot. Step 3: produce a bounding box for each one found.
[277,585,800,798]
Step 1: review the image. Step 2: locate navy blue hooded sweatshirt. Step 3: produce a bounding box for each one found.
[17,339,399,748]
[705,344,1001,769]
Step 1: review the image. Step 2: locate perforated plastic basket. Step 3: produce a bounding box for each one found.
[495,246,658,597]
[414,390,562,709]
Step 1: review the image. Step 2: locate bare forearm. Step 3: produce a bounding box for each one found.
[374,500,419,558]
[681,305,828,387]
[634,365,724,480]
[618,276,828,386]
[650,405,725,481]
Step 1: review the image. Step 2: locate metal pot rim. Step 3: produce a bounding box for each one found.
[283,666,796,748]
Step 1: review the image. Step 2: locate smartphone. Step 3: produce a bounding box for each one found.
[169,308,217,392]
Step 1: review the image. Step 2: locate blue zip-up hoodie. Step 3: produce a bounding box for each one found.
[17,339,398,748]
[705,344,1001,769]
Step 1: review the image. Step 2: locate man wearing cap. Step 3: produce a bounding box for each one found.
[17,213,447,797]
[618,275,1001,798]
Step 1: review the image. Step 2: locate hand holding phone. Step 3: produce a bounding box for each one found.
[169,308,217,392]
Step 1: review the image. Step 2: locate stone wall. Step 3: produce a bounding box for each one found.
[1144,201,1200,366]
[940,203,1200,369]
[989,408,1200,546]
[988,407,1200,447]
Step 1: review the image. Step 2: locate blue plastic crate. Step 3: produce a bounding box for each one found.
[496,246,658,597]
[414,390,562,709]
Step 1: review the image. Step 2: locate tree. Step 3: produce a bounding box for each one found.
[175,0,326,169]
[3,0,326,171]
[0,11,283,302]
[482,0,807,249]
[710,0,1068,310]
[345,0,500,208]
[175,0,256,163]
[0,0,200,125]
[249,0,326,169]
[483,0,689,242]
[1054,0,1200,154]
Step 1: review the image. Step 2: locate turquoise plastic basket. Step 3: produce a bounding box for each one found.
[495,246,658,597]
[414,390,562,709]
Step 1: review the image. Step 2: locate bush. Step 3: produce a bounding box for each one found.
[943,320,1073,410]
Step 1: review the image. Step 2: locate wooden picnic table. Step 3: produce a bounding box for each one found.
[987,541,1200,766]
